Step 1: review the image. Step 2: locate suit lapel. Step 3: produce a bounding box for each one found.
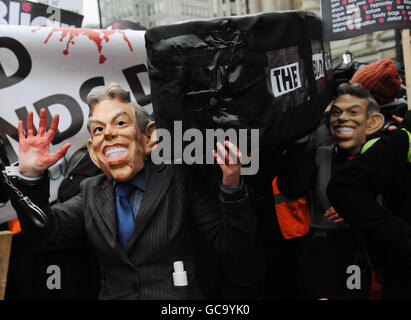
[91,179,133,264]
[92,179,117,246]
[128,162,173,251]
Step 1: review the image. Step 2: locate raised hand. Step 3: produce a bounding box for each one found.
[324,206,344,223]
[213,140,242,188]
[18,108,71,177]
[387,114,403,131]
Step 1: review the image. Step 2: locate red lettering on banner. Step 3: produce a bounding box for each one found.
[32,28,134,64]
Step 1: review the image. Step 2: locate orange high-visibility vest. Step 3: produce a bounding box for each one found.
[8,218,21,234]
[272,177,310,239]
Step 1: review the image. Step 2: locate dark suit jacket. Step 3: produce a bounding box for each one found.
[10,162,256,300]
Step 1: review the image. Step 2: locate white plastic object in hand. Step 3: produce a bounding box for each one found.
[172,261,188,286]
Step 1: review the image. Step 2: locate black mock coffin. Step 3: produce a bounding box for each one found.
[145,11,332,151]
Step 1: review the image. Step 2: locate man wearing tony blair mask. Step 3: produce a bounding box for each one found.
[277,83,385,300]
[3,83,256,300]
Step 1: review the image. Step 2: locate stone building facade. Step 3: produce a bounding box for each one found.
[99,0,398,63]
[248,0,397,64]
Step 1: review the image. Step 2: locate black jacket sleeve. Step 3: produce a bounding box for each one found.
[276,141,317,199]
[6,170,51,239]
[327,129,411,255]
[188,166,257,287]
[7,171,85,248]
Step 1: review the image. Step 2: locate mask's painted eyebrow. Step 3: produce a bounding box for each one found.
[88,118,104,126]
[347,104,363,109]
[331,104,363,111]
[111,111,130,122]
[88,111,131,126]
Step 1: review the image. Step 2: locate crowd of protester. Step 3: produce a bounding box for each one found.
[1,58,411,300]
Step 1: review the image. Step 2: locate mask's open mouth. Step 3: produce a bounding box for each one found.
[103,145,129,164]
[335,127,354,138]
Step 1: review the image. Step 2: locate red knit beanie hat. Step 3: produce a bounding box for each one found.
[350,58,401,104]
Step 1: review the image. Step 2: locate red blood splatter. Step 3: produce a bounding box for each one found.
[363,5,368,10]
[387,5,392,10]
[113,22,120,29]
[21,2,32,13]
[379,17,385,23]
[366,15,371,20]
[32,28,134,64]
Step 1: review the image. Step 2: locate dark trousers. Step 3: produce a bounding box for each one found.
[380,254,411,300]
[257,207,307,300]
[5,240,100,300]
[299,227,371,300]
[259,236,306,299]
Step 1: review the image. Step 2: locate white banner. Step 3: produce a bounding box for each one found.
[0,24,151,223]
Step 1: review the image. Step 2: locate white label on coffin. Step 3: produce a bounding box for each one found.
[312,53,325,80]
[270,62,301,97]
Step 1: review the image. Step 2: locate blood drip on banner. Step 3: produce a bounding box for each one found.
[32,27,134,64]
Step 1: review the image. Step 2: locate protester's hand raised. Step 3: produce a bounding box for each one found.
[324,207,344,223]
[294,135,308,144]
[18,108,71,177]
[213,141,242,188]
[387,114,403,131]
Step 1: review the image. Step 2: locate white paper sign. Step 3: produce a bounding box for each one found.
[270,62,302,97]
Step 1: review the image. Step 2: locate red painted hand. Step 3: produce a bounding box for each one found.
[213,140,242,188]
[18,108,71,177]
